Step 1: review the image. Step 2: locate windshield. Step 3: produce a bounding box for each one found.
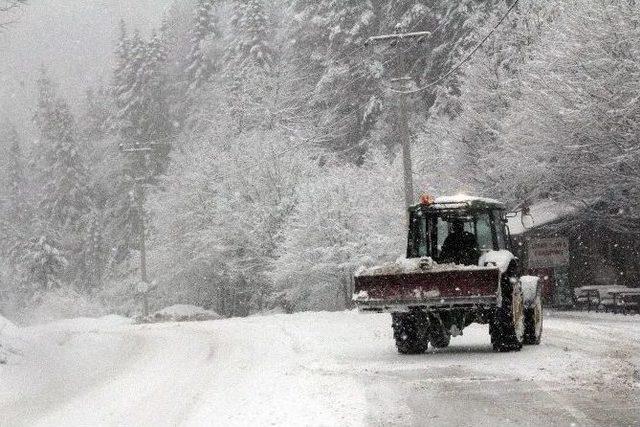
[408,209,495,265]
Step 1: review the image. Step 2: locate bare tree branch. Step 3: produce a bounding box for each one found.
[0,0,26,30]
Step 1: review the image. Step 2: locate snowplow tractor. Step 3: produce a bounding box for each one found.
[353,195,543,354]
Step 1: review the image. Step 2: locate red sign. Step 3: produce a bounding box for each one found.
[528,238,570,268]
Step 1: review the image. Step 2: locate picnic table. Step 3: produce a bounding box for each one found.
[575,288,601,311]
[573,285,640,314]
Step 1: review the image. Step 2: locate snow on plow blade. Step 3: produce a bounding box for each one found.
[353,268,500,312]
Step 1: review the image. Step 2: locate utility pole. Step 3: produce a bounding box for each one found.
[119,141,161,317]
[366,27,430,210]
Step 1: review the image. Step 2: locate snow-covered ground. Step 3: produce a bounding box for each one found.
[0,314,22,365]
[1,310,638,426]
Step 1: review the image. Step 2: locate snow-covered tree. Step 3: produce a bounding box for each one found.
[0,124,31,280]
[185,0,218,93]
[288,0,498,159]
[113,27,173,147]
[4,125,27,221]
[0,0,25,30]
[421,0,558,200]
[81,85,113,141]
[272,151,405,311]
[107,25,175,271]
[289,0,380,156]
[111,20,132,134]
[81,212,107,292]
[222,0,278,134]
[21,236,68,294]
[503,0,640,232]
[229,0,274,72]
[150,128,318,316]
[34,68,92,231]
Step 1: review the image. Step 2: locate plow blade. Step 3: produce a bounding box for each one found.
[353,268,501,311]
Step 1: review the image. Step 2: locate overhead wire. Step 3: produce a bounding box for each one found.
[387,0,522,95]
[208,12,437,181]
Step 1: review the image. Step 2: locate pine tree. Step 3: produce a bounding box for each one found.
[0,124,30,265]
[229,0,274,72]
[81,85,113,140]
[288,0,497,157]
[144,30,173,147]
[185,0,217,93]
[288,0,385,156]
[116,29,147,141]
[34,68,91,231]
[108,27,175,274]
[5,125,26,221]
[222,0,277,133]
[113,28,173,156]
[33,68,103,292]
[22,236,68,293]
[82,211,106,292]
[111,20,131,135]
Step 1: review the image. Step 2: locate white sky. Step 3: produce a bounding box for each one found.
[0,0,173,134]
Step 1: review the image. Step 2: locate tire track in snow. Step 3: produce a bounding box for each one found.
[25,324,219,427]
[2,311,638,426]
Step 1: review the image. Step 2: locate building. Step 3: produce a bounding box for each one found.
[508,200,640,306]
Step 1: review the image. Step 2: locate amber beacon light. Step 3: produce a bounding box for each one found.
[419,194,435,205]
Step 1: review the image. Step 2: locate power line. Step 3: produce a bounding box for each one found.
[210,47,426,183]
[389,0,521,95]
[199,17,437,183]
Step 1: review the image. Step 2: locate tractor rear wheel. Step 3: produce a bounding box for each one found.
[490,284,525,352]
[523,294,543,345]
[392,312,429,354]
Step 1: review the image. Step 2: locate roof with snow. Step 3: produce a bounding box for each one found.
[435,195,504,206]
[507,200,577,235]
[414,194,506,209]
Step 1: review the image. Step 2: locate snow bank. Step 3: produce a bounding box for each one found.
[144,304,221,323]
[0,314,18,336]
[355,256,490,277]
[38,315,133,332]
[0,314,22,365]
[25,287,108,325]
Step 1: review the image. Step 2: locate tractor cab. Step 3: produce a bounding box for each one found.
[407,195,510,266]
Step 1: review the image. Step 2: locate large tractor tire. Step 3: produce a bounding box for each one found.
[392,312,429,354]
[523,294,543,345]
[429,316,451,348]
[429,327,451,349]
[490,279,525,352]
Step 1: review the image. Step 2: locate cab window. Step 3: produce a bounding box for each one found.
[492,210,507,250]
[475,212,493,251]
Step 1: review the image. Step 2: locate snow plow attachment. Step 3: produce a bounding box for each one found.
[353,266,501,313]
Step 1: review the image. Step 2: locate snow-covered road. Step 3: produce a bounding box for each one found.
[1,311,639,426]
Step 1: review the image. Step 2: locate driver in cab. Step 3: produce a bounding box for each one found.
[439,219,479,266]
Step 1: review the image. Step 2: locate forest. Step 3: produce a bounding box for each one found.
[1,0,639,322]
